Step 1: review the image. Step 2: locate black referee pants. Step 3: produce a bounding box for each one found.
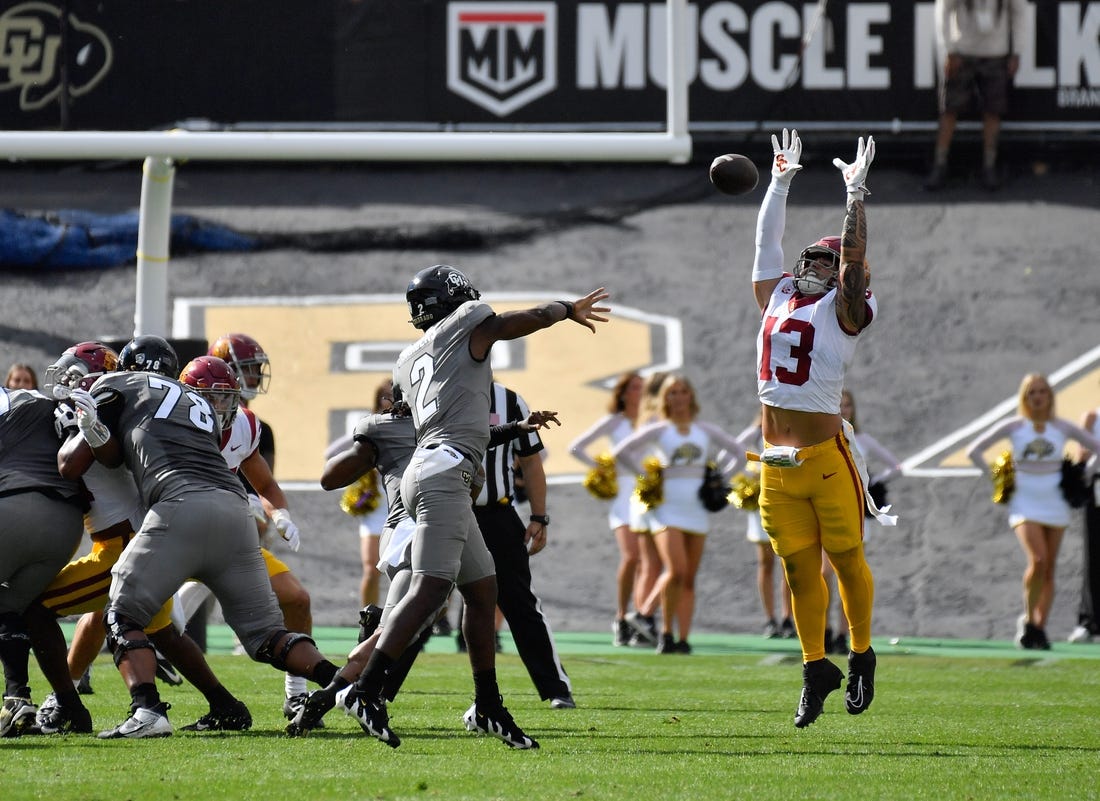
[473,503,570,700]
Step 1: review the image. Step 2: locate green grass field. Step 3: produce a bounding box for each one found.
[6,628,1100,801]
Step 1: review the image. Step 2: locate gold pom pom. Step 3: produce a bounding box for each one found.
[633,456,664,510]
[583,453,619,500]
[340,470,381,516]
[729,471,761,511]
[991,449,1015,505]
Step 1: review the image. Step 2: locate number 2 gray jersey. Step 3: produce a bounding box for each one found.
[392,300,495,463]
[89,372,247,508]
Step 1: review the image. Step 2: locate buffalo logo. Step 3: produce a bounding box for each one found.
[1021,438,1055,461]
[445,271,470,294]
[670,442,703,467]
[0,2,112,112]
[447,2,556,117]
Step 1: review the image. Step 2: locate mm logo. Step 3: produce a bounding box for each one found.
[0,2,112,111]
[448,2,556,117]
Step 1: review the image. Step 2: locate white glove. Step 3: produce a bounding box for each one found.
[832,135,875,198]
[53,403,79,439]
[769,128,803,188]
[70,388,111,447]
[246,494,268,526]
[271,508,300,552]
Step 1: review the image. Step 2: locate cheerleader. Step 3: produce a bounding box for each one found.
[613,374,745,653]
[966,373,1100,649]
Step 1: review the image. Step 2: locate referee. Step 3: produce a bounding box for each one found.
[471,381,574,709]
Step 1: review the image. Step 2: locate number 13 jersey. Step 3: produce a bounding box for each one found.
[756,277,876,414]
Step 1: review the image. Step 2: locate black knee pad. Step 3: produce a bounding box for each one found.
[104,610,155,667]
[256,630,316,672]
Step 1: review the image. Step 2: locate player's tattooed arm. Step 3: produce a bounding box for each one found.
[836,197,869,332]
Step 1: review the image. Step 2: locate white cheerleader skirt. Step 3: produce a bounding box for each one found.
[1007,469,1071,529]
[650,476,709,536]
[608,473,634,530]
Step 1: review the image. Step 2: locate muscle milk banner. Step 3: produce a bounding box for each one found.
[0,1,1096,132]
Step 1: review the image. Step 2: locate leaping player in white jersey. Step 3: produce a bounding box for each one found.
[751,128,880,729]
[342,265,609,750]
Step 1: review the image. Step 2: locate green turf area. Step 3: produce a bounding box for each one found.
[5,629,1099,801]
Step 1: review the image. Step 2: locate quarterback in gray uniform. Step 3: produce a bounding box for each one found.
[61,369,340,739]
[287,403,560,736]
[341,264,609,750]
[0,387,87,737]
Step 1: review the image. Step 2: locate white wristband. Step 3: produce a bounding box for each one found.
[83,422,112,449]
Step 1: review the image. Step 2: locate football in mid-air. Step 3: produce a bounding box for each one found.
[709,154,759,196]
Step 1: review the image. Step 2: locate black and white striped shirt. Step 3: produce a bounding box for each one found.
[475,382,543,506]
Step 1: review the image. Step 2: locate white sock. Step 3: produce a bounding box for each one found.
[285,673,307,699]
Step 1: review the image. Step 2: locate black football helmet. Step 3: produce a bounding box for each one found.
[406,265,480,331]
[118,335,179,378]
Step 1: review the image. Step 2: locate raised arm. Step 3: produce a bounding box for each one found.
[469,288,611,361]
[832,135,875,332]
[752,128,802,312]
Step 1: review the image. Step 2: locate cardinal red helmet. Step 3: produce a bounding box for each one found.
[179,356,241,432]
[793,235,842,295]
[43,341,119,398]
[208,333,270,401]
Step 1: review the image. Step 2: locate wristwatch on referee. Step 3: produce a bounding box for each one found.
[529,514,550,526]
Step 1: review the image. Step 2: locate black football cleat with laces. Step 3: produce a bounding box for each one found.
[463,700,539,749]
[32,699,93,734]
[285,689,335,737]
[845,647,876,715]
[343,690,400,748]
[180,700,252,732]
[794,658,844,728]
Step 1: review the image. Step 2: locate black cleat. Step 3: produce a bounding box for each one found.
[31,697,93,734]
[844,647,876,715]
[285,690,335,737]
[794,659,844,728]
[1,697,38,738]
[463,700,538,749]
[180,700,252,731]
[343,690,400,748]
[613,618,632,646]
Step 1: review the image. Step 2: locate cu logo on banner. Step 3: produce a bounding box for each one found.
[0,2,112,112]
[447,2,557,117]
